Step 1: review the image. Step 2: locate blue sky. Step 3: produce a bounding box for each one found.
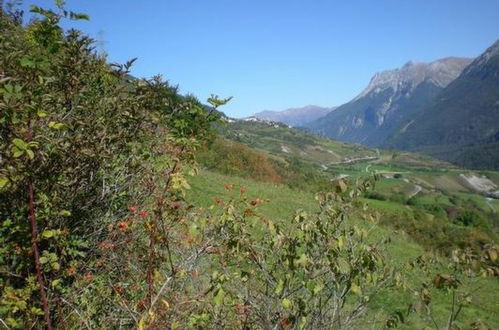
[21,0,499,117]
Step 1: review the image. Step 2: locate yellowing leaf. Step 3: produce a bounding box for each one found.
[335,179,347,193]
[337,236,345,249]
[275,278,285,295]
[161,299,170,309]
[282,298,292,309]
[48,121,67,130]
[37,109,48,117]
[488,248,498,262]
[42,230,54,238]
[351,282,362,295]
[138,317,146,330]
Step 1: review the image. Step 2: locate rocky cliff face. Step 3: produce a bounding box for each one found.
[306,57,472,145]
[385,40,499,169]
[355,58,472,103]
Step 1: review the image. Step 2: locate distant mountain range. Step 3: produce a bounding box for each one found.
[277,39,499,169]
[252,105,335,127]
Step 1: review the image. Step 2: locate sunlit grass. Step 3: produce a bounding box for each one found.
[187,170,499,328]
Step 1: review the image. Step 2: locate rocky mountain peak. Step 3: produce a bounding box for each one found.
[354,57,472,101]
[481,39,499,59]
[463,39,499,75]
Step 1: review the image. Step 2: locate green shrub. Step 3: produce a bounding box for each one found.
[365,191,388,200]
[198,138,283,183]
[388,194,407,204]
[0,5,218,327]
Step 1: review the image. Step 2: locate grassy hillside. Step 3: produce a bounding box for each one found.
[186,170,499,328]
[193,120,499,327]
[217,120,378,164]
[201,119,499,254]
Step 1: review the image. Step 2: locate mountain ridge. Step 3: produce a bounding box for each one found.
[354,57,473,102]
[385,39,499,169]
[253,105,335,127]
[305,56,473,146]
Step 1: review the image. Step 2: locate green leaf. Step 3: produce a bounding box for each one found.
[59,210,71,216]
[20,56,35,68]
[313,282,324,295]
[26,149,35,160]
[69,11,90,20]
[39,256,48,264]
[282,298,292,309]
[0,176,9,189]
[207,94,232,108]
[296,253,309,267]
[7,317,19,328]
[30,307,44,316]
[306,280,316,293]
[213,288,225,306]
[4,84,13,93]
[337,257,351,275]
[12,149,24,158]
[12,138,27,150]
[275,278,285,295]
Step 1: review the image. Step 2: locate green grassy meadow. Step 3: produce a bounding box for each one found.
[191,119,499,328]
[186,170,499,328]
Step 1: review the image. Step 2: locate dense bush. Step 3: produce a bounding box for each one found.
[365,191,388,201]
[0,4,218,327]
[388,194,407,204]
[269,156,331,192]
[198,137,334,192]
[455,210,490,229]
[406,196,422,206]
[197,137,283,183]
